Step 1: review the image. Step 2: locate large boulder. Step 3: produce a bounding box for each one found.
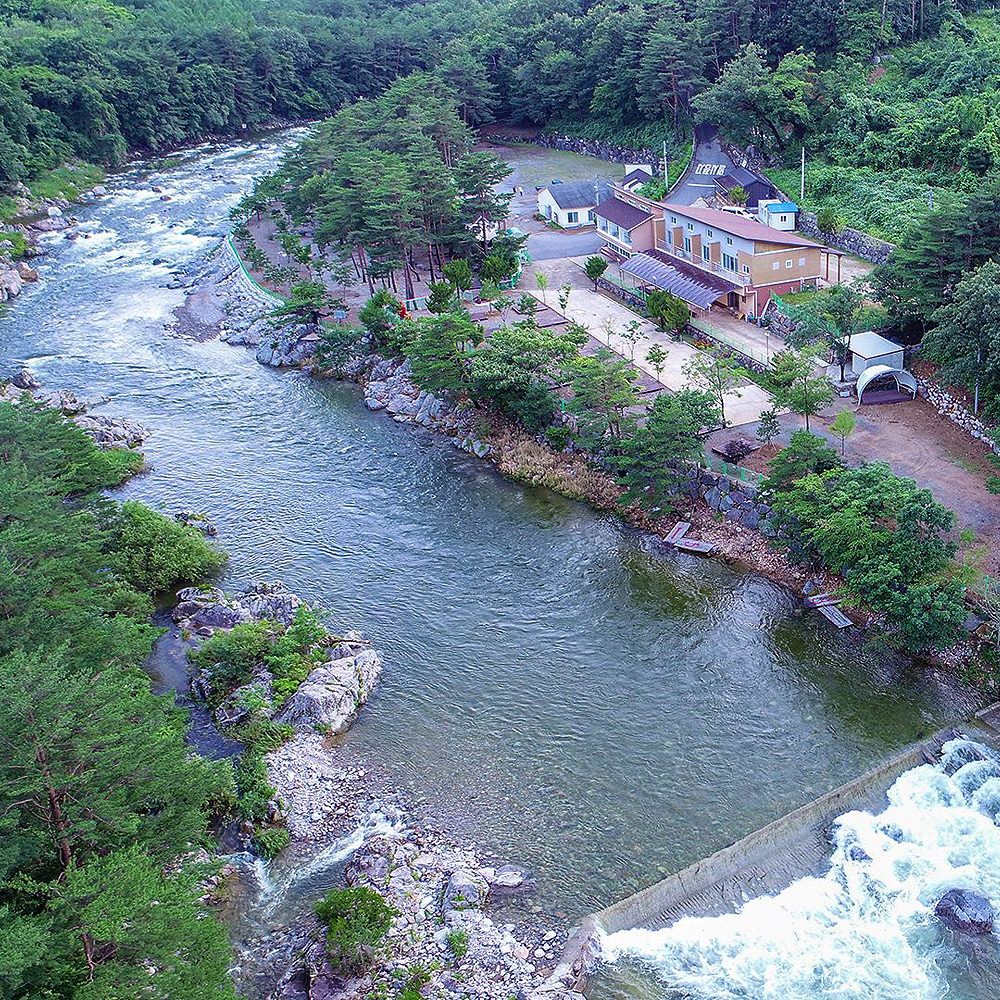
[174,582,305,630]
[254,322,317,367]
[935,889,995,935]
[443,869,488,913]
[274,649,382,733]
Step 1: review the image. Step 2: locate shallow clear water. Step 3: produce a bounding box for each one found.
[0,134,978,974]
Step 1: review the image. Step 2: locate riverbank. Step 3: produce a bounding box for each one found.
[178,238,847,611]
[171,581,577,1000]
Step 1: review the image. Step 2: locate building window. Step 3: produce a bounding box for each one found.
[772,261,780,271]
[588,210,595,223]
[684,237,691,253]
[785,259,792,268]
[567,211,578,224]
[779,215,787,222]
[743,264,750,274]
[687,222,693,230]
[722,253,737,272]
[670,215,677,223]
[598,217,608,232]
[707,229,713,237]
[798,256,806,266]
[624,230,632,245]
[702,244,710,262]
[726,237,733,246]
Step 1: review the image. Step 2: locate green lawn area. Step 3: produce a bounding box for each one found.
[29,161,105,202]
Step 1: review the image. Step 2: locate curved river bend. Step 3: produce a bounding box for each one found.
[0,133,979,995]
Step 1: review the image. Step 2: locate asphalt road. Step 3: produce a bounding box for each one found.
[669,125,737,206]
[527,230,605,261]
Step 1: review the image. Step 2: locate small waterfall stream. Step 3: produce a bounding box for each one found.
[597,737,1000,1000]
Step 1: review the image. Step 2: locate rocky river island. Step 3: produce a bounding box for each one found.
[3,131,998,1000]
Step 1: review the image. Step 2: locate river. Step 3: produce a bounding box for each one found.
[0,132,984,997]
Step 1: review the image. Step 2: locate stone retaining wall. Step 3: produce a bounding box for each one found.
[675,463,776,533]
[796,212,895,265]
[484,129,659,171]
[916,376,1000,455]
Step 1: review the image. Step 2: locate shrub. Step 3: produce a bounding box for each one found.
[0,230,28,259]
[314,887,397,973]
[265,606,328,706]
[816,206,840,233]
[189,620,274,696]
[234,752,276,823]
[316,326,362,374]
[721,438,756,463]
[544,424,572,451]
[254,825,290,860]
[446,929,468,961]
[764,430,841,493]
[114,501,224,594]
[398,963,434,1000]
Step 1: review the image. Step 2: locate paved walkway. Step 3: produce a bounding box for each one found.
[527,256,774,426]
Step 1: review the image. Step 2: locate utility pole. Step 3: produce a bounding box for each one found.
[975,341,981,414]
[800,146,805,202]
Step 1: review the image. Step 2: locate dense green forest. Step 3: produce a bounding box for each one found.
[0,401,235,999]
[2,0,995,186]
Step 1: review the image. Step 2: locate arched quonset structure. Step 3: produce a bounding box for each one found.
[856,364,917,403]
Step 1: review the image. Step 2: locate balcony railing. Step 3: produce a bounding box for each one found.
[658,242,751,287]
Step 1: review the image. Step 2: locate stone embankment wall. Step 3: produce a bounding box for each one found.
[796,212,895,265]
[221,236,283,311]
[674,463,776,533]
[917,376,1000,456]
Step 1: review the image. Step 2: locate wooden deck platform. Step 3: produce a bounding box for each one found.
[803,592,842,608]
[816,604,853,628]
[663,521,716,555]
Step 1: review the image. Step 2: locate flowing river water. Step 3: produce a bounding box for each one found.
[0,132,992,998]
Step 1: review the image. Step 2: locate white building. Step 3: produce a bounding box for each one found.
[757,200,798,231]
[537,179,612,228]
[848,331,904,376]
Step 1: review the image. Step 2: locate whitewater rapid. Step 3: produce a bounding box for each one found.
[601,737,1000,1000]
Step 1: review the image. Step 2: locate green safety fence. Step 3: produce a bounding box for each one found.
[689,317,768,365]
[700,453,765,487]
[225,234,285,305]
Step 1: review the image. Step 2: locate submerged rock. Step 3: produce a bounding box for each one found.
[174,509,218,536]
[935,888,995,935]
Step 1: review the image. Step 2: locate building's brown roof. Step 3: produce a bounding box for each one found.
[661,202,822,248]
[621,249,740,310]
[595,196,652,230]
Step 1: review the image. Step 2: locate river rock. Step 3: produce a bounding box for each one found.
[11,368,40,390]
[73,413,146,449]
[254,322,318,367]
[489,864,535,894]
[443,869,489,912]
[175,509,218,536]
[0,265,25,300]
[935,889,995,935]
[214,672,275,728]
[274,649,382,733]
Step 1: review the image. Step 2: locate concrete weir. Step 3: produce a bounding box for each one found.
[535,713,1000,998]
